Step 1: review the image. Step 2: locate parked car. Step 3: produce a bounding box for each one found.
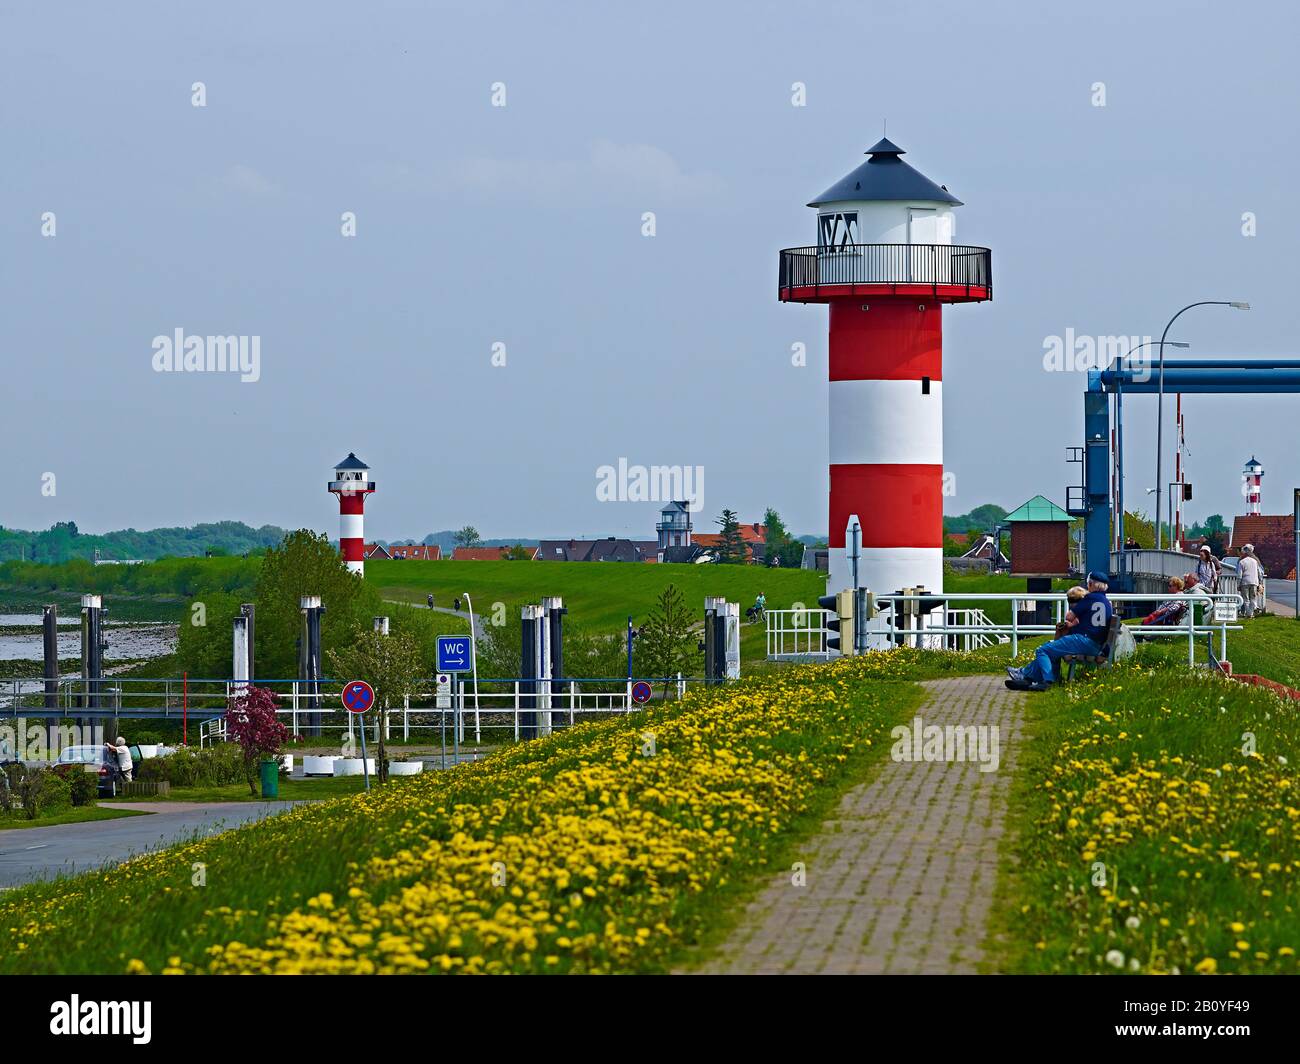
[51,744,142,797]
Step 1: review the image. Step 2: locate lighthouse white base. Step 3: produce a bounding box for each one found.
[345,560,364,575]
[827,546,943,604]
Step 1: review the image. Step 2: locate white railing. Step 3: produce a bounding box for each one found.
[195,677,695,746]
[766,608,834,659]
[199,716,226,747]
[944,608,1011,651]
[767,592,1243,666]
[1112,549,1239,598]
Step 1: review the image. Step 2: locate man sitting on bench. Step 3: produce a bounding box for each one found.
[1006,571,1114,692]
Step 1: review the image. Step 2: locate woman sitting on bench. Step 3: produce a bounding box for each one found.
[1141,576,1187,627]
[1007,572,1114,692]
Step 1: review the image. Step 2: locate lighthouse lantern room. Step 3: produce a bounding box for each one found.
[779,136,992,606]
[328,452,375,576]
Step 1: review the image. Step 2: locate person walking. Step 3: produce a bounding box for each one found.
[1196,546,1221,594]
[1007,571,1114,691]
[1237,544,1263,618]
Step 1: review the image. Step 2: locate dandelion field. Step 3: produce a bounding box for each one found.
[0,659,923,975]
[995,665,1300,975]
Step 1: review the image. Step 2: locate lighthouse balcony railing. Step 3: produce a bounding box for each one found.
[778,243,992,297]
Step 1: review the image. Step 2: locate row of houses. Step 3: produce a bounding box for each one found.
[362,504,778,564]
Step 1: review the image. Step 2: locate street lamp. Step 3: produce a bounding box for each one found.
[1155,302,1250,549]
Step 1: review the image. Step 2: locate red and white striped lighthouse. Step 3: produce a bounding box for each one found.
[779,137,991,599]
[328,453,375,576]
[1242,456,1263,516]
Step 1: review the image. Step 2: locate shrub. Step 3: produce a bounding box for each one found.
[137,744,244,789]
[225,687,289,796]
[19,768,72,820]
[68,770,99,808]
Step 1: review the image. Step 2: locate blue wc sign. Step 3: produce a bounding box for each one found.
[436,636,472,672]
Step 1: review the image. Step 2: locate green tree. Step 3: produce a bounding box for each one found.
[636,584,700,679]
[762,507,802,568]
[328,624,425,785]
[715,509,745,564]
[454,526,483,549]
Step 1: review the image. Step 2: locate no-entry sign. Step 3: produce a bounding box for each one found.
[343,680,376,714]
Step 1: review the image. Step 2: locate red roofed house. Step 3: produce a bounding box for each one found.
[387,544,442,560]
[453,546,540,561]
[1229,514,1294,578]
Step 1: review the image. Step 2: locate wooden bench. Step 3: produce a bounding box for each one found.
[1061,615,1123,681]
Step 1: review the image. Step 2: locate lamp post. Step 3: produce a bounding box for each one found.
[1155,302,1250,548]
[1116,339,1188,556]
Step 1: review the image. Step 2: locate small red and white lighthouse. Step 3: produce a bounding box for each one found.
[1242,456,1263,516]
[328,453,375,576]
[779,136,991,599]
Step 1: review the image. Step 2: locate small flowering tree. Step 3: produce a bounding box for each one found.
[225,686,289,796]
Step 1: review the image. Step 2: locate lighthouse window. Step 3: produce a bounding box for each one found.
[818,212,859,251]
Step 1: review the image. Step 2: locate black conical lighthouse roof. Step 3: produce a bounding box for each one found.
[334,452,370,470]
[808,137,962,207]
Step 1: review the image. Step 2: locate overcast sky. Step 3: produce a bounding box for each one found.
[4,0,1297,541]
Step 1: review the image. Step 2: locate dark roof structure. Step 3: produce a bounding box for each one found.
[334,452,370,470]
[808,137,962,208]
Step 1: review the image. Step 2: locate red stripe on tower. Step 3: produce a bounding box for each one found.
[779,135,992,620]
[328,453,375,576]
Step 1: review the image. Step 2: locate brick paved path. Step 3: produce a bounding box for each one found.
[691,675,1025,974]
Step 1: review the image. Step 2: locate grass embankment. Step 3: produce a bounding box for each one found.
[103,776,371,804]
[0,806,148,830]
[1134,614,1300,690]
[0,658,923,974]
[993,664,1300,974]
[369,559,821,631]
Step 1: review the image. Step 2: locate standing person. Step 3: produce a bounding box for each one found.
[427,594,434,609]
[1196,546,1220,594]
[454,597,462,613]
[1007,572,1113,691]
[1237,544,1263,618]
[110,736,133,783]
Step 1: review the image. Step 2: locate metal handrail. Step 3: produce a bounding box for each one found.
[778,243,992,297]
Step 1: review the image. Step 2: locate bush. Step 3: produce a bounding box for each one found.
[18,768,72,820]
[137,744,244,789]
[68,770,99,808]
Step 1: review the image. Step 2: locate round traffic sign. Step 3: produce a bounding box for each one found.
[631,681,653,705]
[342,680,376,714]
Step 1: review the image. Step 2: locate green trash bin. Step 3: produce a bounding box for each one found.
[260,759,280,799]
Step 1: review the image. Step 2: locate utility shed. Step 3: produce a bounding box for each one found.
[1005,495,1072,578]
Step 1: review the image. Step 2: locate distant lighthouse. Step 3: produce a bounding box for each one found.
[328,453,374,576]
[1242,456,1263,516]
[779,136,992,598]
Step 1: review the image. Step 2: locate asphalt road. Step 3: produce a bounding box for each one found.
[1266,579,1296,614]
[0,801,301,888]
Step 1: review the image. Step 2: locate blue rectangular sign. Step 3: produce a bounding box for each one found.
[436,635,473,672]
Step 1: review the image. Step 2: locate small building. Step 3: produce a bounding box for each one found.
[1004,495,1072,577]
[452,546,538,561]
[364,543,392,560]
[388,544,442,560]
[537,539,648,562]
[656,501,693,550]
